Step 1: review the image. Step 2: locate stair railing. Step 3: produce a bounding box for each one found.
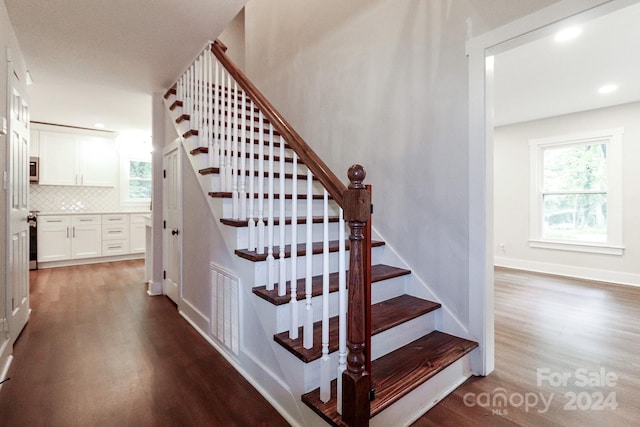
[168,40,372,425]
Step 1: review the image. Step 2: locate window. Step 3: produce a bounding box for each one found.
[122,156,152,203]
[529,128,623,255]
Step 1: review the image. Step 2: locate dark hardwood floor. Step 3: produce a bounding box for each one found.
[411,267,640,427]
[0,261,288,427]
[2,262,638,426]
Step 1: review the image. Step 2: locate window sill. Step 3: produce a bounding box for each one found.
[528,240,624,256]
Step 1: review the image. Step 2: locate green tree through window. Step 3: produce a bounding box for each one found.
[128,159,152,200]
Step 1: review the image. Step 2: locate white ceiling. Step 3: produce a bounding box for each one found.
[5,1,640,133]
[5,0,246,135]
[494,1,640,126]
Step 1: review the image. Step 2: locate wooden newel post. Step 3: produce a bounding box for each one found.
[342,164,371,427]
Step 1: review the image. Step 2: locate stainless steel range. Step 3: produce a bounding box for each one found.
[28,210,38,270]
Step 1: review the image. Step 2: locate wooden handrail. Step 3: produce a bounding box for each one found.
[211,40,346,207]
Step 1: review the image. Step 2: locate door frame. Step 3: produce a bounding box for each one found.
[162,139,182,302]
[466,0,639,376]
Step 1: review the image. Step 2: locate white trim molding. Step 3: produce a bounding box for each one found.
[495,256,640,288]
[529,128,624,252]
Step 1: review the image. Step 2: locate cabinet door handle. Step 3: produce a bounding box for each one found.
[67,227,70,238]
[73,227,76,238]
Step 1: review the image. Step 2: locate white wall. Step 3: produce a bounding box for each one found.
[494,102,640,286]
[218,8,245,70]
[241,0,560,328]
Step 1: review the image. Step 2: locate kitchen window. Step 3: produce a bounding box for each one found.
[529,128,623,255]
[122,156,152,204]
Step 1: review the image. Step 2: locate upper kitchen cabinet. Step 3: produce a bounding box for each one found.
[39,131,117,187]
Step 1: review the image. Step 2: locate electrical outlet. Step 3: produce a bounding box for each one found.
[498,243,506,254]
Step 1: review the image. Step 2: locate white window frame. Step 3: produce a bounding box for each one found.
[529,127,624,255]
[120,154,152,206]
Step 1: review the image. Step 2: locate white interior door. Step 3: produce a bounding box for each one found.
[163,145,181,304]
[6,60,30,344]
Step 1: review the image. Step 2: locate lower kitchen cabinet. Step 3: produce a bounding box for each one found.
[38,215,102,262]
[71,215,102,259]
[130,214,147,253]
[37,212,148,266]
[38,216,72,262]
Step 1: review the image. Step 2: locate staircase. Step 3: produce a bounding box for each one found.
[162,40,478,426]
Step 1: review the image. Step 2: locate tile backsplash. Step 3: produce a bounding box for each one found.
[30,184,141,212]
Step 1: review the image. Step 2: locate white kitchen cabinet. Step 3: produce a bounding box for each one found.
[102,214,130,255]
[129,214,147,253]
[71,215,102,259]
[38,216,71,262]
[79,137,117,186]
[30,130,40,157]
[38,131,116,187]
[38,215,102,262]
[39,132,77,186]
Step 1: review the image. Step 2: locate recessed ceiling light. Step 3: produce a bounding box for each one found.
[94,123,105,129]
[598,84,618,94]
[554,26,582,42]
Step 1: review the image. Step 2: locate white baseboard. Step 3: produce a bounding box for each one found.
[494,256,640,287]
[0,353,13,393]
[38,253,144,269]
[146,280,163,296]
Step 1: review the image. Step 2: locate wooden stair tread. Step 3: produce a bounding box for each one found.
[253,264,410,306]
[235,239,384,262]
[191,136,289,154]
[274,295,441,363]
[200,167,316,181]
[221,215,339,228]
[191,147,300,164]
[209,192,332,201]
[176,117,281,137]
[301,331,478,425]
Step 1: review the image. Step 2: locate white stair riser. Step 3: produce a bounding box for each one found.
[233,222,344,249]
[207,174,330,196]
[370,312,437,361]
[273,275,407,332]
[250,245,386,288]
[220,197,341,219]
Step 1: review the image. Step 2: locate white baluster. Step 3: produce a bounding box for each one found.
[320,189,330,403]
[289,152,298,339]
[266,124,275,291]
[256,111,265,255]
[195,61,199,138]
[278,135,286,297]
[232,81,239,219]
[207,53,215,171]
[219,68,227,192]
[206,48,212,153]
[303,168,313,349]
[337,208,346,413]
[239,90,247,221]
[225,73,233,192]
[212,61,220,169]
[247,101,256,251]
[196,55,201,142]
